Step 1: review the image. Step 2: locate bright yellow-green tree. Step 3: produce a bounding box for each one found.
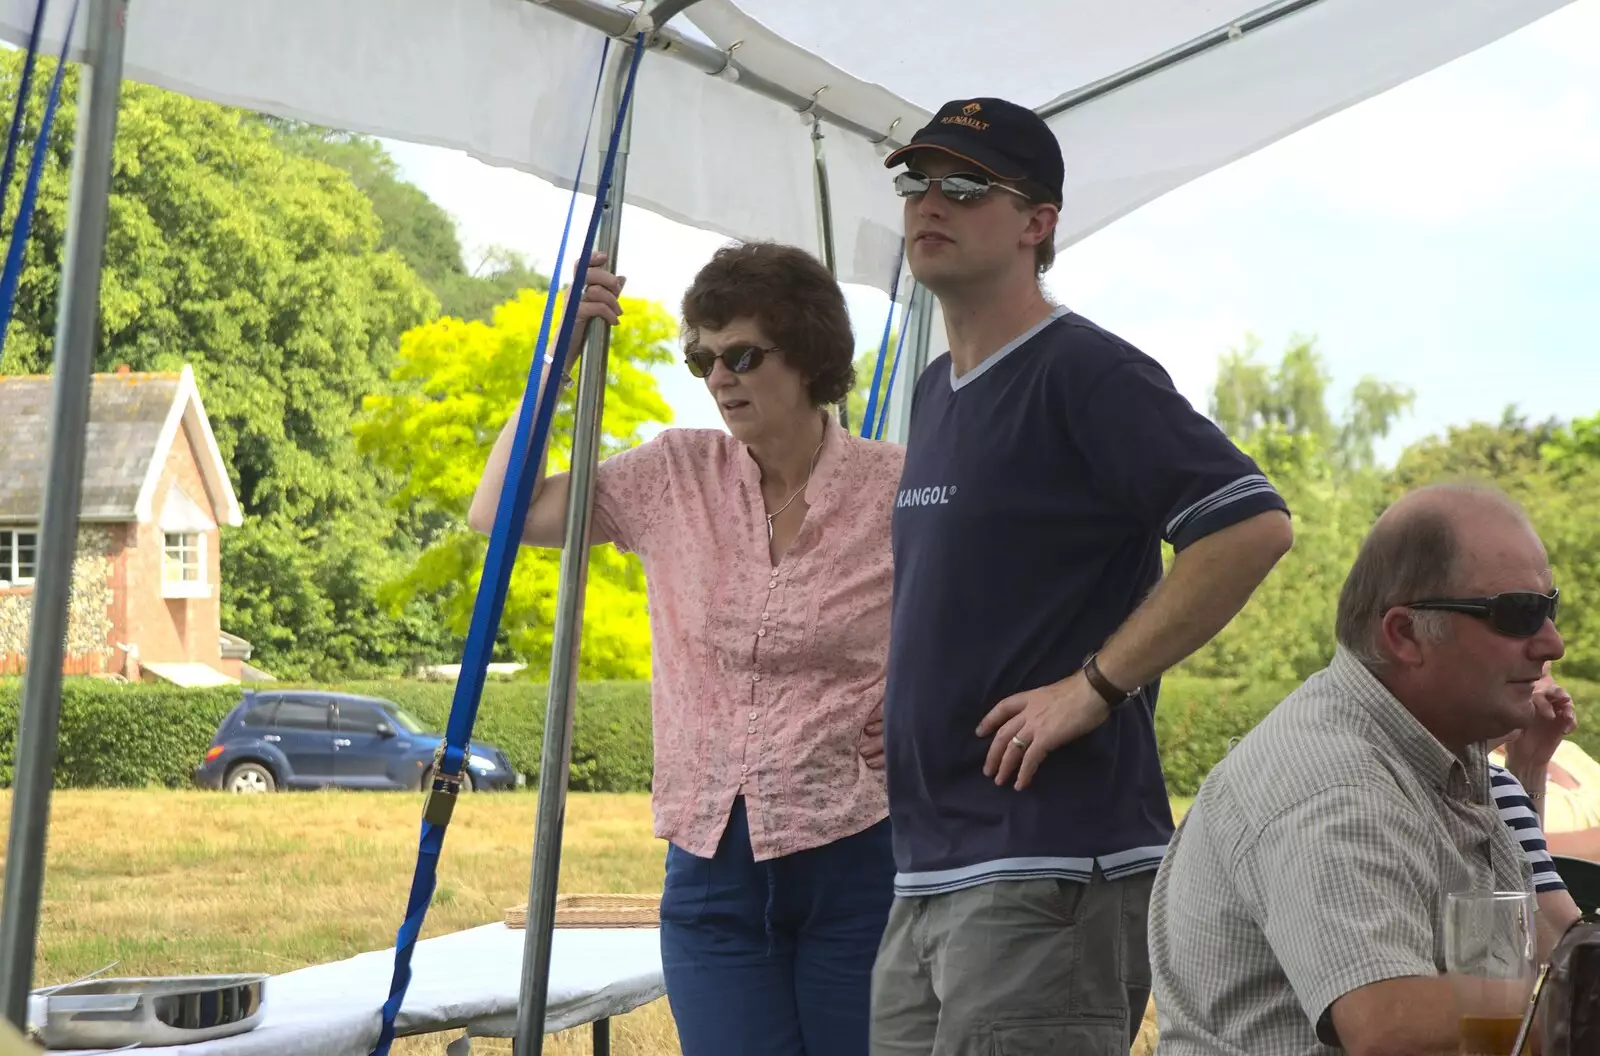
[357,289,677,679]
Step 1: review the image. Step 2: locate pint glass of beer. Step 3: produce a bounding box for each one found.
[1446,890,1537,1055]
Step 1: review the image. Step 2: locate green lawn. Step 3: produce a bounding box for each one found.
[2,790,1187,1054]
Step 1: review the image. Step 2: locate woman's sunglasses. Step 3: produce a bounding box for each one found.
[684,344,777,379]
[1404,589,1560,638]
[893,170,1031,204]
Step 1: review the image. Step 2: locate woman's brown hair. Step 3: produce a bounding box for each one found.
[682,242,856,406]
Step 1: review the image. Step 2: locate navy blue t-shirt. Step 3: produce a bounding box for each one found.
[884,307,1288,896]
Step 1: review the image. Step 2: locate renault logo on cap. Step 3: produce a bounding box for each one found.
[962,102,981,116]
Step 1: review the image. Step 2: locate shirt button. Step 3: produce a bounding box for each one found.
[740,764,749,774]
[752,674,761,682]
[761,613,769,622]
[758,628,767,637]
[747,725,756,734]
[768,580,777,590]
[749,711,758,720]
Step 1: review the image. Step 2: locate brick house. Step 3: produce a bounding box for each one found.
[0,364,260,685]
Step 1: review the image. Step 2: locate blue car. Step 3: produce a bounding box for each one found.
[194,690,521,793]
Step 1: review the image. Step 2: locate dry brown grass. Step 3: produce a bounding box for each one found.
[0,790,1175,1054]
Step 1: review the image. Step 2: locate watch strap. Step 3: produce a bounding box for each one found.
[1083,652,1135,709]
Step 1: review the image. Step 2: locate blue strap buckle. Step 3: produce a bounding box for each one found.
[422,743,470,827]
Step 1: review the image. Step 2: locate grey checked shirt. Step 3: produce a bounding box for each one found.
[1149,648,1531,1055]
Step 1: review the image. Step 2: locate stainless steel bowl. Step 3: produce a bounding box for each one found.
[31,974,267,1049]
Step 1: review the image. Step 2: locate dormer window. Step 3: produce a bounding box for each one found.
[159,486,212,599]
[164,532,202,583]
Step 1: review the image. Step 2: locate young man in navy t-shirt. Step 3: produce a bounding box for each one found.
[869,97,1295,1053]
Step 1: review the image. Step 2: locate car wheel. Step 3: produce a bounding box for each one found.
[225,762,276,794]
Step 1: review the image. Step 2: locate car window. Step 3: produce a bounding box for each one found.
[273,698,331,731]
[238,699,278,727]
[336,701,390,734]
[390,707,428,735]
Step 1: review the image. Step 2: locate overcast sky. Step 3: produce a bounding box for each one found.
[386,0,1599,464]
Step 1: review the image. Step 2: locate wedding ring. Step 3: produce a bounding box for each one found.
[1011,735,1030,750]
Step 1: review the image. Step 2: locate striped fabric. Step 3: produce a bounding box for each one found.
[1490,762,1567,893]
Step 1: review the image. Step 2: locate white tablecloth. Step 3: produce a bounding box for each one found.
[36,924,665,1054]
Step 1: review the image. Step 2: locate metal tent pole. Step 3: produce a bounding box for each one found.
[808,115,847,429]
[810,118,838,278]
[511,38,638,1056]
[885,281,935,446]
[534,0,914,151]
[908,281,935,378]
[0,0,128,1028]
[1035,0,1326,118]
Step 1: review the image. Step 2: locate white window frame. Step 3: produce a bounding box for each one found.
[161,530,208,599]
[0,529,38,587]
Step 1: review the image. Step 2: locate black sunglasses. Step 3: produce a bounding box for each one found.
[893,170,1031,204]
[1404,589,1560,638]
[684,344,778,379]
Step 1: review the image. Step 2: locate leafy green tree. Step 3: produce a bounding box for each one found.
[356,288,677,679]
[0,53,452,678]
[437,245,551,325]
[269,123,550,323]
[1182,335,1407,681]
[1390,407,1559,492]
[846,334,910,436]
[1211,335,1414,473]
[1389,408,1600,680]
[1541,411,1600,471]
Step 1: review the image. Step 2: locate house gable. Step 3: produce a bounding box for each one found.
[132,366,242,529]
[0,364,240,528]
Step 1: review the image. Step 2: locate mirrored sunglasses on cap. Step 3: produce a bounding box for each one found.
[684,344,778,379]
[893,170,1030,204]
[1404,589,1559,637]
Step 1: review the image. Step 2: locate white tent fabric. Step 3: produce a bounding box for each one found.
[0,0,1576,295]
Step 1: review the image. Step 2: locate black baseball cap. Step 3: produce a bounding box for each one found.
[884,97,1064,205]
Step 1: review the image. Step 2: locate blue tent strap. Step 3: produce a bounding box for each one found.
[859,240,905,439]
[0,0,51,215]
[874,282,917,442]
[0,0,79,354]
[369,34,646,1056]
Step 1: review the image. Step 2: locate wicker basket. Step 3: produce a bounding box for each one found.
[505,893,660,930]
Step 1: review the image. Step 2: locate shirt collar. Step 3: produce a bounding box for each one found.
[734,410,851,516]
[1328,646,1482,801]
[947,305,1071,391]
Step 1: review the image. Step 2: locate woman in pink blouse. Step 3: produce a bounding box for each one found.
[470,242,903,1056]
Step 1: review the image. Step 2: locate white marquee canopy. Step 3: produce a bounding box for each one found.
[0,0,1577,294]
[0,0,1582,1041]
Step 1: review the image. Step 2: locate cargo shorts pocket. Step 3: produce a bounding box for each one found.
[993,1014,1125,1055]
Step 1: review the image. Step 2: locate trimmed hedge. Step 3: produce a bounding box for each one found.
[1154,675,1600,796]
[3,675,1598,795]
[0,678,652,792]
[326,679,654,792]
[0,681,240,788]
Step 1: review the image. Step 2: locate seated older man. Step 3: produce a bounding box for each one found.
[1149,482,1566,1055]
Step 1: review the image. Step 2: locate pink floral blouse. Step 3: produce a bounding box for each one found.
[590,415,903,861]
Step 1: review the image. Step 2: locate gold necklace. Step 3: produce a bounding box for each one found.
[765,433,826,541]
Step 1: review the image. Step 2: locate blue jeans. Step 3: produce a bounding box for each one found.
[659,797,895,1056]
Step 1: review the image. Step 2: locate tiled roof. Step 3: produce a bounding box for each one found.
[0,372,183,522]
